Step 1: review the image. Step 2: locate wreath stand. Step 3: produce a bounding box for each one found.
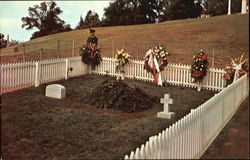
[154,72,163,86]
[116,67,125,81]
[197,82,202,92]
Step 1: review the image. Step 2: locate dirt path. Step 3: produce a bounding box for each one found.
[201,98,249,159]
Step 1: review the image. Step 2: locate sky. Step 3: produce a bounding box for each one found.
[0,1,113,42]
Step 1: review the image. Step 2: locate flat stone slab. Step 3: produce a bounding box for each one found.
[45,84,66,99]
[157,111,175,119]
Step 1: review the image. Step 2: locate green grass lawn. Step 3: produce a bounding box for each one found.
[1,14,248,68]
[1,74,216,159]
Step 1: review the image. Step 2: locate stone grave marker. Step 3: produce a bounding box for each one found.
[157,94,175,119]
[45,84,66,99]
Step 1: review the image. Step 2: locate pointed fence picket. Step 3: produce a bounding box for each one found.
[124,74,248,159]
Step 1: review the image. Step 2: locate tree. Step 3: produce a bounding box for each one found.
[75,11,101,29]
[75,15,85,30]
[160,0,203,21]
[9,39,19,47]
[84,10,101,28]
[0,33,19,49]
[102,0,126,26]
[102,0,204,26]
[203,0,228,15]
[0,33,7,49]
[203,0,242,16]
[231,0,242,13]
[102,0,160,26]
[21,1,72,39]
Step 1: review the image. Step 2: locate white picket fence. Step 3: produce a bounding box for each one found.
[92,57,226,91]
[1,57,225,92]
[124,74,249,159]
[0,57,88,91]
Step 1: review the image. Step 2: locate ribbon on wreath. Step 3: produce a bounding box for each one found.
[147,50,162,86]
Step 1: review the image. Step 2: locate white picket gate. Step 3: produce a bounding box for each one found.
[1,56,226,92]
[124,74,248,159]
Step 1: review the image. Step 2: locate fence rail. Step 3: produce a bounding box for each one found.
[124,74,249,159]
[1,56,225,92]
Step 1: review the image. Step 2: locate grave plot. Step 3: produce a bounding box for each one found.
[82,79,158,113]
[1,74,216,159]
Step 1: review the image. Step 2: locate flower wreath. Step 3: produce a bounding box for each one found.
[191,49,208,83]
[80,44,102,70]
[223,53,248,86]
[144,46,169,75]
[114,49,131,72]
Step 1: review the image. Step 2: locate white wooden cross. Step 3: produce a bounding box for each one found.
[157,94,175,119]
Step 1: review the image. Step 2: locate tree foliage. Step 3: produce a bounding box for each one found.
[8,39,19,47]
[0,33,19,49]
[21,1,72,39]
[101,0,242,26]
[84,10,101,28]
[203,0,242,16]
[75,10,101,30]
[0,33,7,49]
[75,15,85,30]
[102,0,160,26]
[159,0,203,21]
[21,0,244,37]
[102,0,204,26]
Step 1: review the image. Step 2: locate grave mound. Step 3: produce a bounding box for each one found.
[82,80,157,112]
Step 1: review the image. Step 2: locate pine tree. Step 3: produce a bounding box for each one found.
[84,10,101,28]
[75,15,85,30]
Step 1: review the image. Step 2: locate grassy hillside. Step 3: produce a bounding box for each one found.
[0,13,249,67]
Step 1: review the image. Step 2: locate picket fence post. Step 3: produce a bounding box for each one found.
[35,62,40,87]
[65,59,69,80]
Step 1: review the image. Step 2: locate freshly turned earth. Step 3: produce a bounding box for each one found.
[82,80,157,113]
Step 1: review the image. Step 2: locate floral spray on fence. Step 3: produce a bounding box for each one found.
[80,43,102,70]
[114,49,131,81]
[191,49,209,91]
[223,53,248,86]
[144,45,169,86]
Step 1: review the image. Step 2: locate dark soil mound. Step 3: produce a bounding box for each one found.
[82,80,157,112]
